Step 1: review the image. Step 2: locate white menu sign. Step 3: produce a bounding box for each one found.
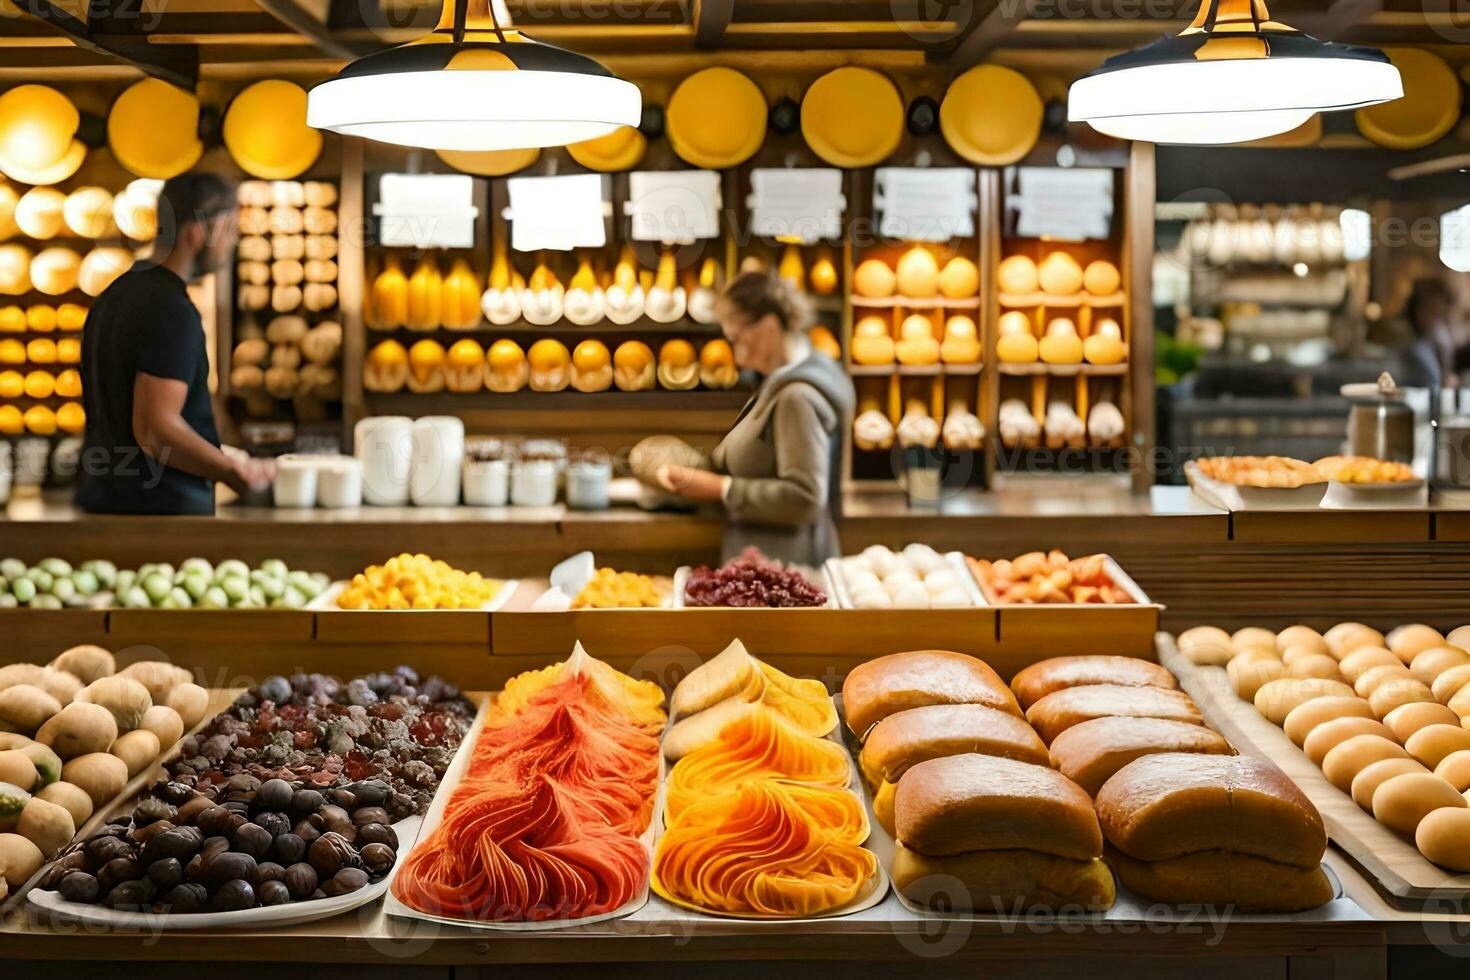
[505,173,607,252]
[626,170,721,243]
[375,173,480,249]
[874,168,977,242]
[1013,167,1114,241]
[747,168,845,243]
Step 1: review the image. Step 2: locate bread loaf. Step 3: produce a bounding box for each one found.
[1095,753,1326,867]
[858,703,1048,787]
[893,843,1115,913]
[894,754,1101,860]
[1104,847,1334,913]
[1009,656,1176,710]
[1026,684,1202,745]
[842,651,1018,738]
[1049,716,1233,797]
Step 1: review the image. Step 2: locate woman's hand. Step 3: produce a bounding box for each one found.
[655,464,727,503]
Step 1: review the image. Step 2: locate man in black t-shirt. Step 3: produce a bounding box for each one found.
[77,173,267,515]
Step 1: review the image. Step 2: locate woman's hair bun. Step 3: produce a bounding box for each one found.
[721,268,814,333]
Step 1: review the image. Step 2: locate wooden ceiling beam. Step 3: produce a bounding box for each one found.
[944,0,1036,66]
[9,0,199,86]
[692,0,733,46]
[253,0,381,57]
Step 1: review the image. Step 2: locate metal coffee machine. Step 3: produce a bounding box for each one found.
[1342,373,1414,463]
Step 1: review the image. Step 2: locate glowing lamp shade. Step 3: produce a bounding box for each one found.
[307,0,640,151]
[1069,0,1402,145]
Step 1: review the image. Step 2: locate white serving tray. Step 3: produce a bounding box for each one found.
[307,578,519,612]
[824,551,983,611]
[1320,479,1428,510]
[1185,460,1328,512]
[966,553,1155,608]
[673,562,837,609]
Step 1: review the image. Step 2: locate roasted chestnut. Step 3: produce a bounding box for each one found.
[317,805,353,837]
[290,789,325,815]
[156,781,196,807]
[206,851,257,888]
[226,774,261,796]
[209,879,255,912]
[256,862,287,884]
[284,863,318,900]
[103,879,155,910]
[176,796,213,826]
[163,883,209,913]
[134,798,177,826]
[147,858,184,891]
[271,833,306,865]
[141,827,204,867]
[232,823,273,860]
[57,871,100,903]
[358,843,395,876]
[132,820,176,846]
[292,819,322,846]
[85,835,134,867]
[97,857,142,894]
[195,806,236,837]
[254,811,291,839]
[307,832,359,877]
[258,880,291,906]
[347,780,389,807]
[256,779,292,811]
[320,867,368,897]
[356,824,397,850]
[350,807,389,828]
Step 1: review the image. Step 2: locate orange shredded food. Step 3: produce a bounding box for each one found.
[392,665,664,922]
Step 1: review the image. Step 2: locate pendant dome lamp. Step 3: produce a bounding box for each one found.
[306,0,641,151]
[1068,0,1402,145]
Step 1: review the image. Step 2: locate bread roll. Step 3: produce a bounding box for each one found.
[1372,772,1466,835]
[873,778,897,836]
[1350,757,1427,812]
[1282,696,1374,747]
[894,754,1101,860]
[1277,625,1329,657]
[1431,664,1470,704]
[1448,686,1470,722]
[1095,753,1326,867]
[1388,624,1446,663]
[1369,678,1435,719]
[892,843,1115,913]
[1282,645,1331,668]
[1229,654,1284,702]
[1383,701,1461,743]
[1026,684,1202,745]
[1435,750,1470,792]
[1339,647,1401,685]
[1354,663,1413,698]
[858,703,1048,786]
[1287,653,1343,681]
[1009,656,1175,710]
[1412,647,1470,680]
[1178,626,1233,666]
[1104,846,1334,913]
[1233,627,1278,654]
[1406,724,1470,769]
[1416,806,1470,871]
[1049,716,1233,796]
[842,650,1018,738]
[1254,677,1356,726]
[1326,623,1386,660]
[1322,734,1410,792]
[1303,716,1395,767]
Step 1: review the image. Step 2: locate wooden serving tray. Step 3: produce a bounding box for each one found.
[1159,632,1470,905]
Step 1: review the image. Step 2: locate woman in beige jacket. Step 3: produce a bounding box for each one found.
[656,270,855,565]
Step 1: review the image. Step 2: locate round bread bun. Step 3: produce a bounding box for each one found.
[1340,647,1403,685]
[1254,677,1356,726]
[1351,757,1429,812]
[1373,772,1466,836]
[1384,701,1462,743]
[1282,643,1331,667]
[1322,733,1411,792]
[1229,653,1284,702]
[1277,625,1329,656]
[1178,626,1233,665]
[1388,624,1446,664]
[1370,678,1436,720]
[1431,664,1470,705]
[1326,623,1387,660]
[1434,750,1470,792]
[1412,646,1470,680]
[1354,663,1414,698]
[1416,807,1470,871]
[1447,626,1470,650]
[1305,716,1396,767]
[1283,696,1375,747]
[1406,724,1470,769]
[1287,653,1343,682]
[1232,627,1278,655]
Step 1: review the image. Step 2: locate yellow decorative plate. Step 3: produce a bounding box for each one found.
[666,67,767,170]
[801,67,904,168]
[568,125,647,172]
[434,146,539,176]
[109,78,204,180]
[0,85,78,175]
[940,65,1043,166]
[1356,48,1460,151]
[223,80,323,180]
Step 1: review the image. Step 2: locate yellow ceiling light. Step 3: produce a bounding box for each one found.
[108,78,204,180]
[0,139,85,187]
[940,65,1044,166]
[434,146,540,176]
[567,125,647,172]
[224,80,323,180]
[0,85,79,175]
[1355,48,1460,150]
[307,0,640,151]
[666,67,767,169]
[1069,0,1402,144]
[801,67,904,169]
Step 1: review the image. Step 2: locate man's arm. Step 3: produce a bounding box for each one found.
[133,372,248,494]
